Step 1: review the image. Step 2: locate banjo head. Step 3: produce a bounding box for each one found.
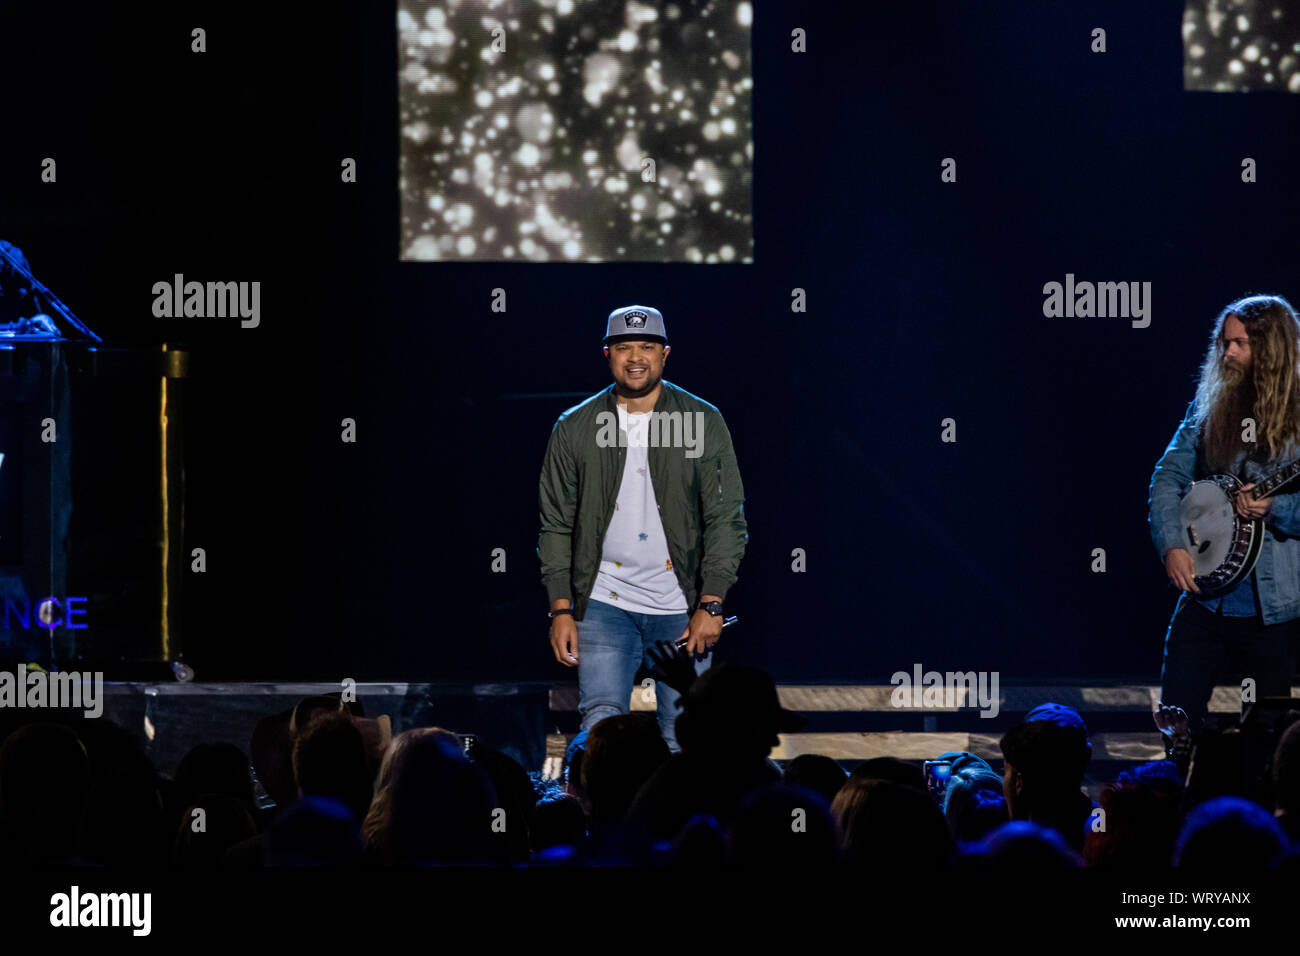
[1178,477,1242,578]
[1178,474,1263,595]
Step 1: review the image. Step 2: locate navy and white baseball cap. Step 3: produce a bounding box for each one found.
[604,305,667,345]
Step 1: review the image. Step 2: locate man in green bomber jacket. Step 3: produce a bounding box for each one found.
[537,305,748,752]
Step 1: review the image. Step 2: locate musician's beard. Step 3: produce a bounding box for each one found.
[1204,361,1257,471]
[1222,358,1249,389]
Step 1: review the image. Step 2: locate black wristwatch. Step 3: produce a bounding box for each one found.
[696,600,724,617]
[548,608,574,619]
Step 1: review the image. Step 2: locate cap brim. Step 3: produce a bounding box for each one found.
[604,334,666,345]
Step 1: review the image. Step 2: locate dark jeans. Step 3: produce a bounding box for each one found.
[1159,592,1300,732]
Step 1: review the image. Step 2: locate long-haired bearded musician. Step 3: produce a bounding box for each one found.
[1148,294,1300,743]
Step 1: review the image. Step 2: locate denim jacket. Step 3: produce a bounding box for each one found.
[1148,401,1300,624]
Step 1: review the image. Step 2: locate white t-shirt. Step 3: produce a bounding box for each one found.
[589,407,689,614]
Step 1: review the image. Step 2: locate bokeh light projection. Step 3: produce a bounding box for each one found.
[398,0,754,262]
[1183,0,1300,91]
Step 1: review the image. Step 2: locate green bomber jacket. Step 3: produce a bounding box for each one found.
[537,380,748,621]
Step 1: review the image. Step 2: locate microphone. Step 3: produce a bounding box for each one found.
[674,614,737,649]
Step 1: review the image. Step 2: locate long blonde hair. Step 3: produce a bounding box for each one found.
[360,727,463,859]
[1193,294,1300,473]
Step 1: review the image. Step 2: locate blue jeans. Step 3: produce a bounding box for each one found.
[577,598,710,752]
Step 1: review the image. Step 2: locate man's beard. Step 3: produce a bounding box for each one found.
[616,369,661,397]
[1224,362,1257,422]
[1222,359,1248,390]
[1205,361,1257,471]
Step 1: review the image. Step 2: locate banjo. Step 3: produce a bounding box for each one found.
[1179,456,1300,596]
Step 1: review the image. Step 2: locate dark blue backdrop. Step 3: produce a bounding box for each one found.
[3,0,1297,682]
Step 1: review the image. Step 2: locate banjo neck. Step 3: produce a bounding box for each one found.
[1246,454,1300,500]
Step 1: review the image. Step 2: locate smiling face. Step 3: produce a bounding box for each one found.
[605,337,669,398]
